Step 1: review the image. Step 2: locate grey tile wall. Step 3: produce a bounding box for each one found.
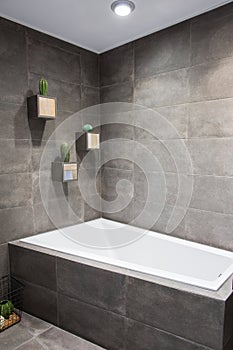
[1,0,233,276]
[99,2,233,251]
[0,16,100,273]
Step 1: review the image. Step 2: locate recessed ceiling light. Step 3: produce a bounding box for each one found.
[111,0,135,17]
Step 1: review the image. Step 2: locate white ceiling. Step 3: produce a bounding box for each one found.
[0,0,232,53]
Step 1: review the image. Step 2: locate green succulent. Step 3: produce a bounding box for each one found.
[83,124,93,132]
[0,300,14,319]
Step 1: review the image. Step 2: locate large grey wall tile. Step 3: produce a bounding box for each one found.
[10,245,56,290]
[84,198,101,221]
[101,166,134,223]
[67,186,84,218]
[126,277,224,349]
[188,99,233,138]
[26,26,83,56]
[33,202,55,234]
[0,103,29,140]
[134,170,189,207]
[101,167,133,201]
[0,139,31,174]
[189,58,233,102]
[81,51,99,87]
[0,173,32,209]
[100,44,133,86]
[0,20,27,104]
[78,167,101,194]
[102,202,134,224]
[101,140,135,170]
[76,148,101,170]
[191,13,233,65]
[155,104,188,139]
[135,104,188,140]
[135,22,190,79]
[0,205,34,244]
[31,140,59,172]
[184,208,233,251]
[191,2,233,25]
[186,138,233,176]
[0,243,9,275]
[57,258,126,314]
[190,175,233,215]
[32,170,80,207]
[0,16,25,31]
[101,124,135,142]
[28,38,81,84]
[34,196,82,231]
[58,294,125,350]
[135,68,190,108]
[33,196,83,233]
[125,319,213,350]
[133,199,186,238]
[32,171,48,205]
[81,86,100,109]
[100,81,133,103]
[133,140,177,173]
[29,73,81,113]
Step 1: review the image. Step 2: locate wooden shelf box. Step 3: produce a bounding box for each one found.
[52,162,78,182]
[76,132,100,151]
[27,95,57,120]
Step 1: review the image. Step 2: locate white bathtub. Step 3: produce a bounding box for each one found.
[20,218,233,291]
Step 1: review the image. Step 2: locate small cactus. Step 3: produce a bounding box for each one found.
[60,143,70,163]
[39,78,48,96]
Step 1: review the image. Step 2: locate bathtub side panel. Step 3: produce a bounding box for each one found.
[126,276,225,349]
[223,291,233,346]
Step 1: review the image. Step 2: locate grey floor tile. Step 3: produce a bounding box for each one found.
[20,312,52,337]
[0,323,32,350]
[15,339,46,350]
[0,313,105,350]
[37,326,104,350]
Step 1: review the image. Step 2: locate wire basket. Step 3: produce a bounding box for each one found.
[0,275,24,332]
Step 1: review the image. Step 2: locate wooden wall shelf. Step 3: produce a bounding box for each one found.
[27,94,57,120]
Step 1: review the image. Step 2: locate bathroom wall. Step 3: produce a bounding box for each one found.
[0,17,100,275]
[1,2,233,278]
[100,2,233,251]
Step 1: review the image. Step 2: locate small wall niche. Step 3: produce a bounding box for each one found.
[76,132,100,151]
[27,94,57,120]
[52,162,78,182]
